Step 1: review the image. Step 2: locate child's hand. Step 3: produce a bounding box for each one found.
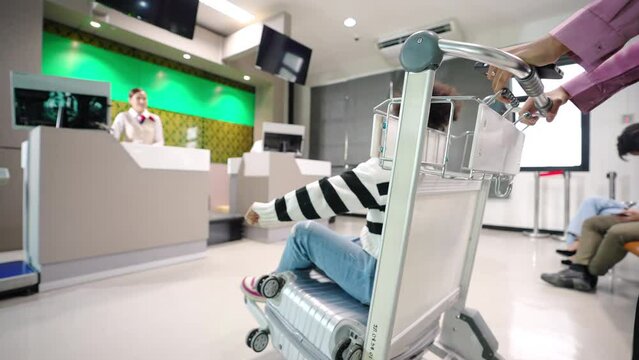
[245,208,260,225]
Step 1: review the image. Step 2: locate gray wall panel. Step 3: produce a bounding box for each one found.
[0,0,43,252]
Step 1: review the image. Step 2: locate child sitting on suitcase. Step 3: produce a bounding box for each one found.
[241,82,461,305]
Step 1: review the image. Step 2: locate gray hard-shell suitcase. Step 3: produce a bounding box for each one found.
[264,271,369,360]
[251,271,437,360]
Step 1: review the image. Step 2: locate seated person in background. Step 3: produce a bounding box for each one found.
[541,210,639,292]
[557,197,636,256]
[111,88,164,146]
[618,122,639,159]
[240,82,461,305]
[542,124,639,291]
[557,123,639,256]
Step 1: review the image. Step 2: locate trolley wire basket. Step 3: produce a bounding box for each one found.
[370,91,525,198]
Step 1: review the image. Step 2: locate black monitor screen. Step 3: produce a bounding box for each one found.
[256,26,312,85]
[97,0,199,39]
[14,89,109,129]
[263,132,303,154]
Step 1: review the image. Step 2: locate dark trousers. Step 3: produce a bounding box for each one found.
[573,215,639,275]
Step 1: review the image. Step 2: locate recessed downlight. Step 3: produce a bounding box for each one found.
[183,53,192,60]
[343,17,356,28]
[90,21,101,28]
[243,75,251,81]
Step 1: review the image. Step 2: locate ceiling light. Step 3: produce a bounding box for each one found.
[199,0,255,23]
[243,75,251,81]
[139,0,148,8]
[89,21,101,28]
[183,53,192,60]
[343,17,356,28]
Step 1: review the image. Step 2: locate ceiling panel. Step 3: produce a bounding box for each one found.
[196,0,590,86]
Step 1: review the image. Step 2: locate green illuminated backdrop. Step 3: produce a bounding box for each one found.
[41,27,255,163]
[42,32,254,126]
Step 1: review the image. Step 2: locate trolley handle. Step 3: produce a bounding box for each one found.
[400,32,555,118]
[440,39,554,117]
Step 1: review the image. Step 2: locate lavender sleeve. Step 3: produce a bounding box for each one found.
[562,41,639,113]
[550,0,639,72]
[547,0,639,112]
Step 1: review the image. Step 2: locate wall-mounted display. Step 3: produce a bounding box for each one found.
[256,26,312,85]
[97,0,199,39]
[11,72,111,130]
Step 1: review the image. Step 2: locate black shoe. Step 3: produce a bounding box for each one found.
[556,249,577,257]
[540,265,598,292]
[561,259,573,265]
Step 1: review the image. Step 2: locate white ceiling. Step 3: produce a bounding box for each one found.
[198,0,590,86]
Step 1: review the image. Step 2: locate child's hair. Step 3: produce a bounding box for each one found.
[428,82,461,131]
[129,88,144,99]
[390,81,461,131]
[617,123,639,160]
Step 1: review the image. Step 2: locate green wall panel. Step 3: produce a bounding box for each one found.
[42,32,255,126]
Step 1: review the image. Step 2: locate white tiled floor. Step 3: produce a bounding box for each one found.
[0,217,636,360]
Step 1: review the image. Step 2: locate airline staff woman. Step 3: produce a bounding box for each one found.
[111,88,164,146]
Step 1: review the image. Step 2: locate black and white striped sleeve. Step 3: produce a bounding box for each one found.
[251,158,390,226]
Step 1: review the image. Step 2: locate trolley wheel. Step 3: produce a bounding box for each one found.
[258,275,284,299]
[246,328,269,353]
[342,343,363,360]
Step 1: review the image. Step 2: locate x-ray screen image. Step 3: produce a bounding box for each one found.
[14,89,108,129]
[263,132,303,155]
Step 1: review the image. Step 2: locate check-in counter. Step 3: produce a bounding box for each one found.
[228,152,331,242]
[22,127,210,290]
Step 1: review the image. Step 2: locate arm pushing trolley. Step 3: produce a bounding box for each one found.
[243,30,557,360]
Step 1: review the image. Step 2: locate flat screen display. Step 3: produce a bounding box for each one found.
[98,0,199,39]
[512,63,590,171]
[263,132,303,155]
[256,26,312,85]
[14,89,109,129]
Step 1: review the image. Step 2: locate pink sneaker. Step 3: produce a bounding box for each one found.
[241,276,266,302]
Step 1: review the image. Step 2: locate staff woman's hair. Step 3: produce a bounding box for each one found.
[129,88,144,98]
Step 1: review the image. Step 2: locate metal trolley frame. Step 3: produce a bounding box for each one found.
[363,31,552,360]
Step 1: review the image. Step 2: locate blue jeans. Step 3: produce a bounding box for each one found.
[566,197,626,245]
[276,221,377,305]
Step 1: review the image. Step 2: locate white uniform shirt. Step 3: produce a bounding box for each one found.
[111,108,164,145]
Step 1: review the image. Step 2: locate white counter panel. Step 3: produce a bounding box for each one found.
[121,143,210,172]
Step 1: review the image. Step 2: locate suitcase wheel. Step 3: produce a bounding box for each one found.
[258,275,284,299]
[342,343,363,360]
[334,339,363,360]
[246,328,269,353]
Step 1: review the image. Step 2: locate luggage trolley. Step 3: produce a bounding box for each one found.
[244,30,556,360]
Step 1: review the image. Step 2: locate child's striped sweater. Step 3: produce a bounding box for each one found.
[252,158,390,258]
